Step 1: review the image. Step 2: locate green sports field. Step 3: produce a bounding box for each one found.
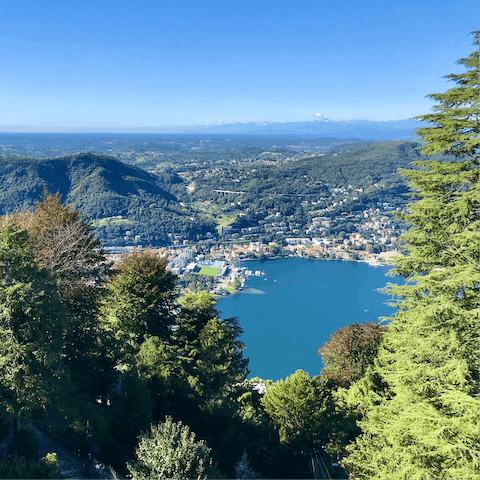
[198,266,220,276]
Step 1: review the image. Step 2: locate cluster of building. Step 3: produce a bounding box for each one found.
[104,244,246,296]
[104,184,407,294]
[218,202,404,247]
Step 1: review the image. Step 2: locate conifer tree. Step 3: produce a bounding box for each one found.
[343,32,479,479]
[174,291,218,356]
[235,449,258,480]
[136,291,248,402]
[195,315,248,398]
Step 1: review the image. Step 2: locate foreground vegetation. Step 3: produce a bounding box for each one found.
[0,32,478,480]
[340,33,480,479]
[0,193,354,478]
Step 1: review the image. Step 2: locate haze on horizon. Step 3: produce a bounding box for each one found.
[1,0,477,131]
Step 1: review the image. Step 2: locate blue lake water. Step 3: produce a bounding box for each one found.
[216,258,399,381]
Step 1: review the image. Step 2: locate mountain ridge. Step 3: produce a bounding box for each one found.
[0,153,213,246]
[1,118,420,140]
[0,153,175,215]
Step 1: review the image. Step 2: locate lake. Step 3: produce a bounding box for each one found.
[216,258,399,381]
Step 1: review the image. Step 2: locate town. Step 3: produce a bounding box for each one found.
[104,195,404,296]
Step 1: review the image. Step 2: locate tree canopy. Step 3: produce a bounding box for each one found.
[318,322,387,388]
[136,290,248,403]
[0,222,67,419]
[11,189,106,300]
[100,248,177,348]
[127,416,214,480]
[261,370,330,448]
[342,31,480,480]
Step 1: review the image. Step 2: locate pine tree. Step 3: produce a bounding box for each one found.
[195,315,249,398]
[343,32,479,479]
[235,449,258,480]
[136,291,249,402]
[172,291,219,372]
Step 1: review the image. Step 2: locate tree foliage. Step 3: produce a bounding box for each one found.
[10,189,117,402]
[415,34,479,158]
[173,291,219,359]
[127,416,214,480]
[0,452,60,479]
[101,249,177,347]
[103,370,153,471]
[235,449,259,480]
[136,291,248,402]
[11,189,107,302]
[318,322,387,387]
[261,370,330,449]
[0,192,253,477]
[0,222,67,418]
[133,292,249,477]
[343,32,480,480]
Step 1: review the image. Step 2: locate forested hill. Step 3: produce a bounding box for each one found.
[306,140,425,186]
[0,153,214,246]
[190,141,454,206]
[0,153,175,214]
[0,143,452,246]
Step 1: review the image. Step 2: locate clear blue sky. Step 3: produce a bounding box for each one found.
[1,0,478,128]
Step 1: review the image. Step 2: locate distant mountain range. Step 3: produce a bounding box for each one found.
[1,118,420,141]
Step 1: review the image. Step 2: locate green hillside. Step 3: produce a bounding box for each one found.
[0,153,214,246]
[187,141,452,231]
[192,141,449,200]
[0,143,451,246]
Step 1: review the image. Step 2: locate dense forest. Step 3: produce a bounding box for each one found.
[0,33,478,480]
[0,154,215,246]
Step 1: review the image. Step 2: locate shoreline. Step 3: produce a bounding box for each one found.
[238,253,393,266]
[223,255,394,296]
[138,245,400,297]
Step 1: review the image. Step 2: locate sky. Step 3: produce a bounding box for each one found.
[1,0,478,129]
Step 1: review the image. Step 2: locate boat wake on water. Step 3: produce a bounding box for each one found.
[242,288,266,294]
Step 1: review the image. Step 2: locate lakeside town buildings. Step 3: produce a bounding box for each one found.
[105,200,404,296]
